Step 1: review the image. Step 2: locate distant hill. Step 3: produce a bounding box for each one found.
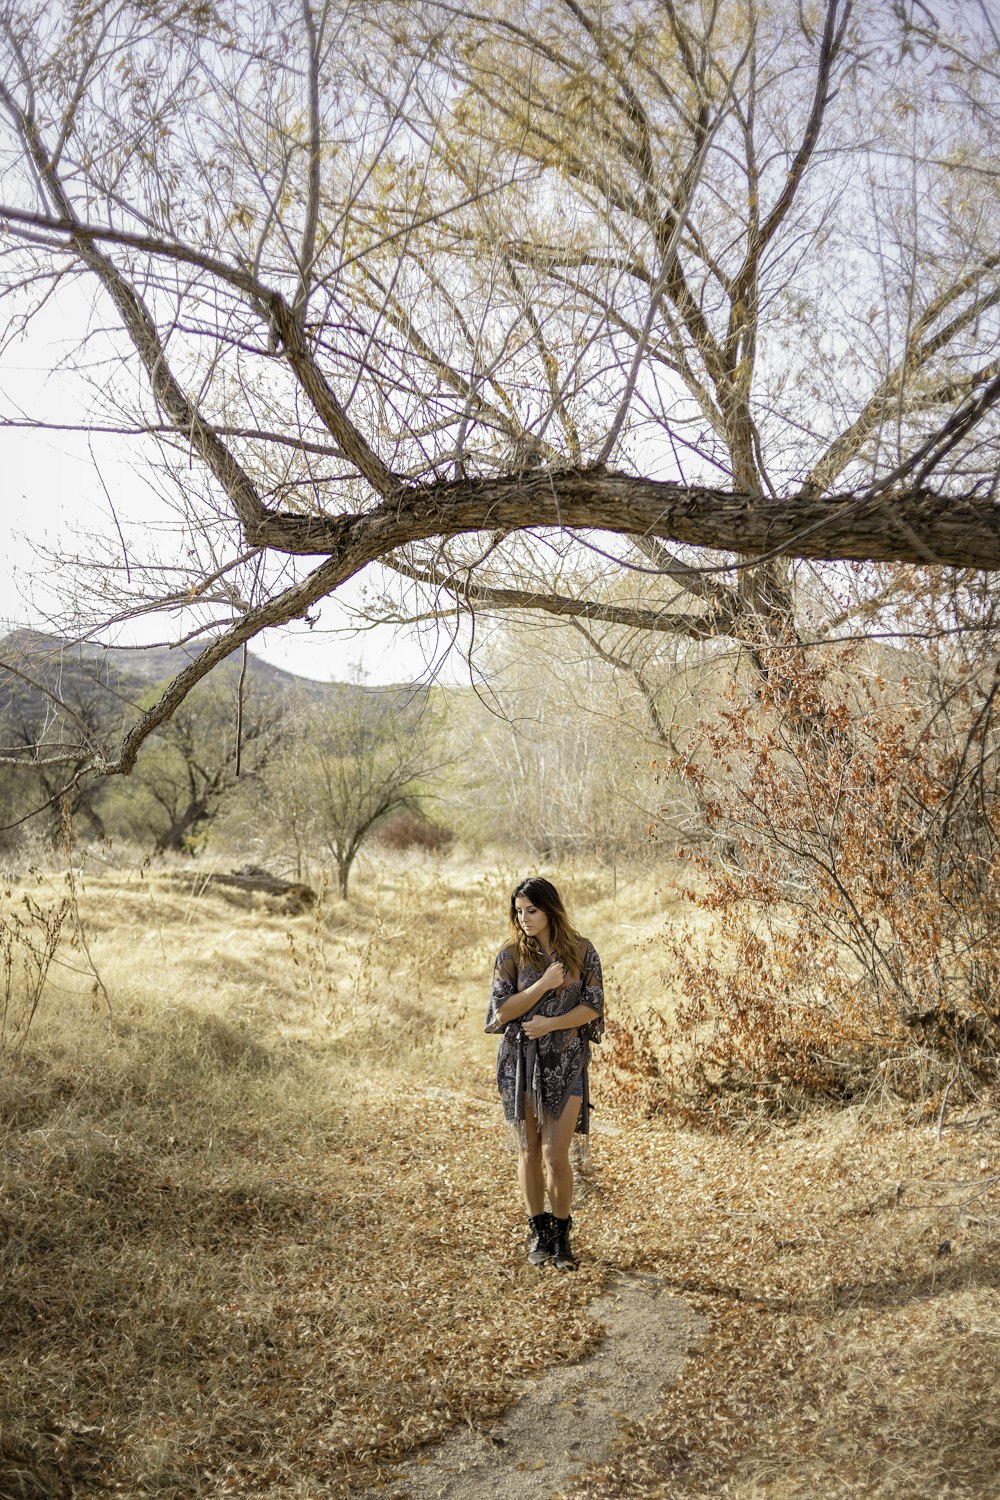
[0,629,377,730]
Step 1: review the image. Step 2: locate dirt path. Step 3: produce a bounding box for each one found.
[388,1272,703,1500]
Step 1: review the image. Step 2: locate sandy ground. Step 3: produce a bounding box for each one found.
[386,1272,703,1500]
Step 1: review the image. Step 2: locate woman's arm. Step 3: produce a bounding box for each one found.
[495,961,566,1025]
[580,942,606,1044]
[522,1003,599,1039]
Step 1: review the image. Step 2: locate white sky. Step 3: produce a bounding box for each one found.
[0,297,459,687]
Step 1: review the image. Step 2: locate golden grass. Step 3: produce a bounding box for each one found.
[0,851,998,1497]
[579,1110,1000,1499]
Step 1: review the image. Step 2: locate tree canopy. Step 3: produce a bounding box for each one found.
[1,0,1000,773]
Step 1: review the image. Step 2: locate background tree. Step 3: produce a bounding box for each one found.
[0,634,287,854]
[103,668,283,854]
[261,685,448,897]
[0,631,140,842]
[461,614,671,861]
[1,689,111,843]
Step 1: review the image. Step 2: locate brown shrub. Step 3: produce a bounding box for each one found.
[375,809,454,853]
[635,645,1000,1124]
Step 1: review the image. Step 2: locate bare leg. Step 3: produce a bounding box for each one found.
[517,1102,545,1216]
[541,1096,582,1218]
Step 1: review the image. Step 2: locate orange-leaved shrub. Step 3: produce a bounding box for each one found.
[622,645,1000,1123]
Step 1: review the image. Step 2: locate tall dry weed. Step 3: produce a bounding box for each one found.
[0,884,70,1048]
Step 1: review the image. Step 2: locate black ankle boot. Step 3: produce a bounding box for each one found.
[527,1212,554,1264]
[551,1215,577,1270]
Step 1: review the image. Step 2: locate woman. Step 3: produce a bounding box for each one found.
[485,876,605,1270]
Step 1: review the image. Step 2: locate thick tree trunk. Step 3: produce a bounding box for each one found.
[245,469,1000,571]
[155,798,211,854]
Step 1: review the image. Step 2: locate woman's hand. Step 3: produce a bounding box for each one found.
[543,960,566,990]
[522,1014,554,1040]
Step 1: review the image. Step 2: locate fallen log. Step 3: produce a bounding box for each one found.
[192,866,317,911]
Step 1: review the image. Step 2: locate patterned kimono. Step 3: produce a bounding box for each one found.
[485,940,605,1153]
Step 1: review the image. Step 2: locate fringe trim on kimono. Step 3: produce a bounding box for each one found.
[501,1058,592,1165]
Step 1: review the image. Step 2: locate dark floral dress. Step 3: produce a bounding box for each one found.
[485,940,605,1153]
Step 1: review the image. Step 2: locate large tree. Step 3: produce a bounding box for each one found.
[1,0,999,777]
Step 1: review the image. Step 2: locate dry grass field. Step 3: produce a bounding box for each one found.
[1,851,998,1498]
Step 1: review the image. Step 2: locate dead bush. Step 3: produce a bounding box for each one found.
[375,809,454,853]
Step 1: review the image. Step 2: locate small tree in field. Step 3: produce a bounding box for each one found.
[284,686,446,898]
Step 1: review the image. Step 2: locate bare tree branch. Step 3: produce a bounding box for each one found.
[384,549,733,640]
[244,467,1000,571]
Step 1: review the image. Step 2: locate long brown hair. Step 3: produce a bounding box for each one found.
[508,877,584,973]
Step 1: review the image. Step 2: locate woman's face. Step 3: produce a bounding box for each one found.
[514,896,551,944]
